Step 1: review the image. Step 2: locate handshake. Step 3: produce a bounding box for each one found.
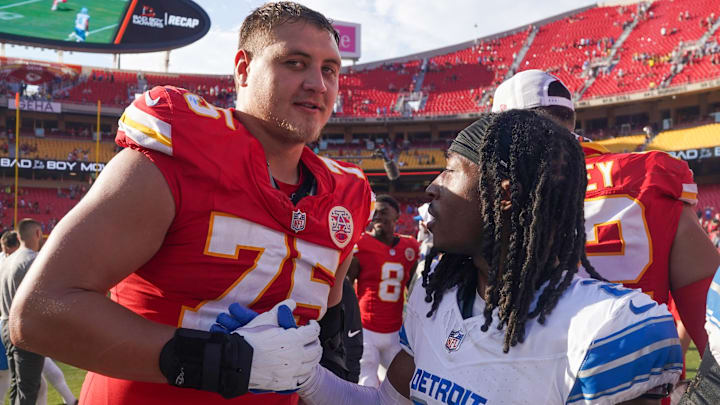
[160,299,322,398]
[211,299,322,394]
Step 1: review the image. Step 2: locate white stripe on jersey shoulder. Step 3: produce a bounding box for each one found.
[683,183,698,194]
[318,156,365,179]
[711,280,720,296]
[680,183,698,205]
[119,102,173,156]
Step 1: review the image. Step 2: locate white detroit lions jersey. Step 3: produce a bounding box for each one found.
[399,277,682,404]
[75,13,89,30]
[705,266,720,364]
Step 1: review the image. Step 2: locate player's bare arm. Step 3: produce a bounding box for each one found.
[10,148,176,382]
[329,253,354,307]
[670,205,720,288]
[345,256,361,285]
[670,204,720,352]
[385,350,414,399]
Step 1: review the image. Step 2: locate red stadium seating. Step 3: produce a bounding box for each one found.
[0,185,86,233]
[586,0,718,98]
[144,73,235,107]
[66,70,137,106]
[419,29,530,115]
[2,0,720,118]
[699,183,720,213]
[520,5,627,95]
[335,62,419,117]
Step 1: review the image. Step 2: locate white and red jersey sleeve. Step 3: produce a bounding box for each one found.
[581,145,697,305]
[355,233,419,333]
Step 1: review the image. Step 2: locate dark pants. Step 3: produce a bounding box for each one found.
[678,344,720,404]
[0,320,44,405]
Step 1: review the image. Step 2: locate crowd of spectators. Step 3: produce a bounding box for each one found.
[699,207,720,250]
[67,148,90,162]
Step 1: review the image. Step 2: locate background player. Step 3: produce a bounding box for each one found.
[50,0,67,11]
[68,8,89,42]
[9,2,373,405]
[492,70,720,360]
[346,194,419,387]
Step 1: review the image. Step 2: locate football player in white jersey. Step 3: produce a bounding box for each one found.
[220,110,683,404]
[68,8,90,42]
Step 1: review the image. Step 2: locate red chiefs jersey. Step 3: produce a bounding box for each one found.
[579,142,697,306]
[354,232,419,333]
[80,86,374,405]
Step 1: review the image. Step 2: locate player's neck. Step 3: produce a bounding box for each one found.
[370,230,395,246]
[266,150,303,185]
[238,111,305,184]
[473,228,510,301]
[472,255,490,301]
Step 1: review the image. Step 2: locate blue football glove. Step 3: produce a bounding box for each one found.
[211,301,297,333]
[209,299,320,393]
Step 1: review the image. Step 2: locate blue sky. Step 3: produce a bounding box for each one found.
[3,0,599,74]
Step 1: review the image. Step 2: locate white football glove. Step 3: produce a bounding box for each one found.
[232,299,322,392]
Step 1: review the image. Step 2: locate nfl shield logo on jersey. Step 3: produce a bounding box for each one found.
[445,329,464,352]
[291,209,306,233]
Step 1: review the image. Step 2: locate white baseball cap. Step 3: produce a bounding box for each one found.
[491,70,574,113]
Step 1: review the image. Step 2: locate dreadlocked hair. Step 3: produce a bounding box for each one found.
[421,110,604,353]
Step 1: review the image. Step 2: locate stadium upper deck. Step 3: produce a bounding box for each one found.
[1,0,719,120]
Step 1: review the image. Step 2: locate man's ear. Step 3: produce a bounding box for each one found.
[500,179,512,212]
[234,49,251,88]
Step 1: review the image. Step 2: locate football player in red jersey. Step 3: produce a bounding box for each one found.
[491,69,720,363]
[9,3,373,405]
[346,195,419,388]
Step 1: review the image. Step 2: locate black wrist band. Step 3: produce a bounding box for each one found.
[159,328,253,398]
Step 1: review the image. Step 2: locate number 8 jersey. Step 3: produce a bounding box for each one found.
[580,143,697,306]
[81,86,374,405]
[354,232,419,333]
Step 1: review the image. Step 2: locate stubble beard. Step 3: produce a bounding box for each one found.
[267,113,322,145]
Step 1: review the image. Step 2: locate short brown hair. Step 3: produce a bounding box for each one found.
[1,230,18,249]
[17,218,41,242]
[238,2,339,57]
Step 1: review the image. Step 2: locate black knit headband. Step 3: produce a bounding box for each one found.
[449,114,511,170]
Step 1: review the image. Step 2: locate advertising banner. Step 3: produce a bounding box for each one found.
[0,0,210,53]
[332,20,361,60]
[0,158,104,173]
[7,99,62,114]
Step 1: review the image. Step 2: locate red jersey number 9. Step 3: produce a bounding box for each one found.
[584,195,652,284]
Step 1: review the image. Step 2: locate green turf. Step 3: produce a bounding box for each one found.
[2,361,84,404]
[686,343,701,379]
[0,0,128,44]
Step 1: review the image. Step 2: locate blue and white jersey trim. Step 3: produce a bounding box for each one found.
[705,267,720,363]
[399,324,413,355]
[567,314,682,403]
[706,270,720,332]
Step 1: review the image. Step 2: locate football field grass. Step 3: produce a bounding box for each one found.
[0,344,704,404]
[0,0,128,44]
